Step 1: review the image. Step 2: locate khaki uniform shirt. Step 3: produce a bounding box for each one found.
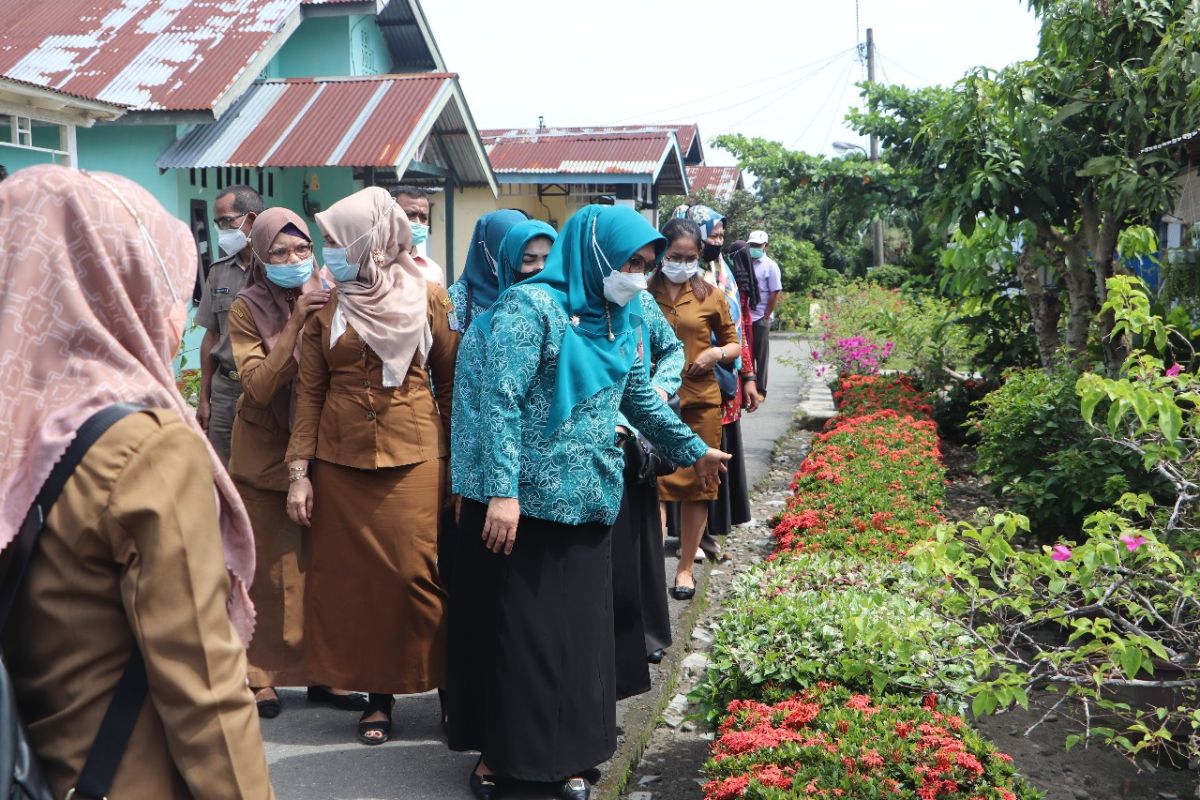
[652,281,738,409]
[1,409,275,799]
[228,297,297,492]
[285,284,459,468]
[195,253,251,376]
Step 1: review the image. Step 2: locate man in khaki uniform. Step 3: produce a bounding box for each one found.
[197,185,262,463]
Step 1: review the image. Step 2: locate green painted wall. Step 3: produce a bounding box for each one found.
[1,120,70,171]
[350,15,389,75]
[272,16,352,78]
[76,125,182,214]
[276,166,364,260]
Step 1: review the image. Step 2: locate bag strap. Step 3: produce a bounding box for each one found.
[0,403,144,634]
[0,403,147,800]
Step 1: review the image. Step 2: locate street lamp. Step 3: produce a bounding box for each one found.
[832,141,867,156]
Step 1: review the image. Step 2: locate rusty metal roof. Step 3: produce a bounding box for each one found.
[0,0,301,113]
[483,123,703,164]
[686,166,744,200]
[480,129,688,192]
[157,73,496,188]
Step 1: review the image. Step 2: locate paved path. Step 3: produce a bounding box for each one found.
[260,334,811,800]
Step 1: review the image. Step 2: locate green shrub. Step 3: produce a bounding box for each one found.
[692,553,977,722]
[865,263,910,288]
[771,294,809,331]
[974,367,1159,536]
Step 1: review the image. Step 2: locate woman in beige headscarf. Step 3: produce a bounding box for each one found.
[285,186,460,745]
[0,164,273,798]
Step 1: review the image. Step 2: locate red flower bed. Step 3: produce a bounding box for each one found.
[702,685,1037,800]
[833,374,933,420]
[773,410,944,558]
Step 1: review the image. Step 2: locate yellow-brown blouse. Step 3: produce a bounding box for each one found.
[652,281,738,408]
[285,284,459,468]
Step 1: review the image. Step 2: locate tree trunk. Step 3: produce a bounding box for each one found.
[1014,241,1063,370]
[1093,210,1127,374]
[1049,227,1098,363]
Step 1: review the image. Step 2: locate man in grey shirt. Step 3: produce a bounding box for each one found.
[747,230,782,399]
[196,185,262,464]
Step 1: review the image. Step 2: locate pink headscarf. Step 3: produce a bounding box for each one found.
[0,165,256,645]
[315,187,430,382]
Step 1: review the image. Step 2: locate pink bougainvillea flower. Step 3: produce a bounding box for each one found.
[1051,544,1073,562]
[1165,363,1183,377]
[1120,534,1147,552]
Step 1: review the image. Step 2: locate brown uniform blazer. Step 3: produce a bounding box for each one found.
[1,409,275,799]
[228,296,297,492]
[652,281,738,409]
[285,283,459,469]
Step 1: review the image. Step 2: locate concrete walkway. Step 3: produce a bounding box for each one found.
[259,334,812,800]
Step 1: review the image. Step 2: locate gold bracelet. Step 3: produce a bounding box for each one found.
[288,467,308,483]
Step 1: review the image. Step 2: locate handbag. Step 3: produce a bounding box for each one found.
[630,395,682,486]
[713,362,738,401]
[0,404,147,800]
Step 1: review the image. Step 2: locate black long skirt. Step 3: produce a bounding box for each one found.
[666,420,752,540]
[612,443,672,700]
[446,499,616,782]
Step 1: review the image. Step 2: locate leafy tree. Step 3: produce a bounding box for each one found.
[850,0,1194,372]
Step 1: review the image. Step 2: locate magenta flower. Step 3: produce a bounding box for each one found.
[1120,534,1147,552]
[1165,363,1183,378]
[1051,544,1073,562]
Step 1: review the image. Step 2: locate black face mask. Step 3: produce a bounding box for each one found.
[702,242,722,262]
[513,269,539,283]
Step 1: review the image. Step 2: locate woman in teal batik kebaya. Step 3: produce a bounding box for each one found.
[446,209,530,332]
[446,205,729,800]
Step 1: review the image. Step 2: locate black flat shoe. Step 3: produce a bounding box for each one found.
[469,757,501,800]
[357,696,394,746]
[647,648,666,664]
[256,696,281,719]
[557,777,591,800]
[669,584,695,600]
[307,685,369,712]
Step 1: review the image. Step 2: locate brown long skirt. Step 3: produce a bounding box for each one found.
[657,403,722,502]
[306,457,447,694]
[237,480,308,688]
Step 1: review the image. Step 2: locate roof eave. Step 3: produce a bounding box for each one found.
[444,77,497,194]
[494,173,656,185]
[209,7,305,122]
[0,80,124,126]
[301,0,385,18]
[653,134,689,194]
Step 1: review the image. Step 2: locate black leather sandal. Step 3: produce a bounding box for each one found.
[557,776,591,800]
[669,582,695,600]
[254,688,281,719]
[357,695,395,746]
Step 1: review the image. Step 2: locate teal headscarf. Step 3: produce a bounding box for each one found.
[497,220,557,294]
[460,209,529,327]
[483,205,665,433]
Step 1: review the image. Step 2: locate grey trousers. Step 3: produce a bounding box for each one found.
[207,371,241,466]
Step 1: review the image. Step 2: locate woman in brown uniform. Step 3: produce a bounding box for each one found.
[285,187,459,745]
[650,217,739,599]
[0,165,274,798]
[230,208,368,717]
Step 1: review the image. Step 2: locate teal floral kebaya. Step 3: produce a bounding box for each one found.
[446,280,485,333]
[615,290,684,432]
[451,284,705,526]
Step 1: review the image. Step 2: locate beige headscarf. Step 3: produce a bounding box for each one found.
[0,165,256,645]
[315,187,430,385]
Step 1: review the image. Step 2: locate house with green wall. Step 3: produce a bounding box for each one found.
[1,0,497,364]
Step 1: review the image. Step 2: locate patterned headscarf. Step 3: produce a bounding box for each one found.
[673,203,727,240]
[0,165,256,644]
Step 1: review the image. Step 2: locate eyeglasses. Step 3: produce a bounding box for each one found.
[622,255,655,274]
[265,243,313,263]
[213,213,249,230]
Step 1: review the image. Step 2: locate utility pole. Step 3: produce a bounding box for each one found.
[867,27,885,268]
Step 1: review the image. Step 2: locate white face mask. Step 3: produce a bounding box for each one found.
[660,259,699,284]
[602,270,648,306]
[218,227,249,257]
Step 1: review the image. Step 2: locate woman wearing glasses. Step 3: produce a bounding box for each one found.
[285,188,459,746]
[648,217,739,600]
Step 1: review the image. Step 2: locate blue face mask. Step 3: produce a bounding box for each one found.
[323,246,360,283]
[411,223,429,247]
[265,258,314,289]
[749,247,765,260]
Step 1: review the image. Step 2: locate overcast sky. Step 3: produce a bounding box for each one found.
[424,0,1042,165]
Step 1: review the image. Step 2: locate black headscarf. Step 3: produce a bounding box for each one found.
[728,239,760,310]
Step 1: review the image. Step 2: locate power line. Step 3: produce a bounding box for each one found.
[817,57,863,153]
[876,48,937,85]
[788,56,857,150]
[647,49,854,126]
[608,48,854,125]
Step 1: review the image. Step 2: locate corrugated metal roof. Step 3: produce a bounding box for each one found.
[0,0,300,112]
[156,73,496,188]
[482,123,703,164]
[484,130,675,176]
[687,166,744,200]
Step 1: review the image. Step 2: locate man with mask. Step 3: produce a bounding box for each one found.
[389,185,443,285]
[196,184,262,463]
[747,230,782,400]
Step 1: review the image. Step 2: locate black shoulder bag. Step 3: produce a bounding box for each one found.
[0,404,148,800]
